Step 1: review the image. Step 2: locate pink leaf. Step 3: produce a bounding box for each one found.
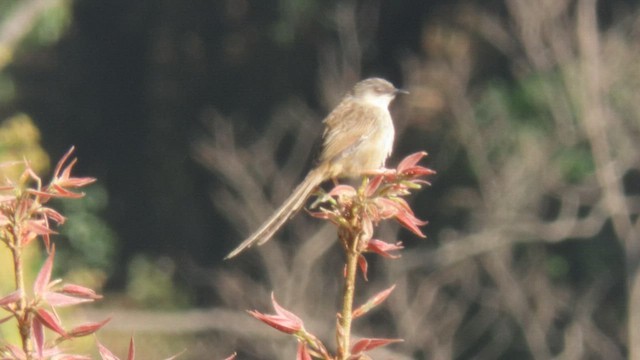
[222,353,237,360]
[34,246,56,296]
[378,197,427,237]
[271,293,304,328]
[61,284,102,300]
[97,342,120,360]
[0,289,23,306]
[373,198,399,219]
[46,147,96,194]
[328,184,357,197]
[44,292,93,307]
[357,255,368,281]
[69,318,111,337]
[365,175,384,197]
[40,207,66,224]
[26,188,55,201]
[352,285,396,319]
[127,337,135,360]
[33,317,44,358]
[400,165,436,178]
[395,211,427,238]
[51,184,85,198]
[52,147,76,180]
[247,294,304,334]
[396,151,428,173]
[35,308,67,338]
[366,239,404,259]
[351,338,403,355]
[25,219,56,236]
[296,343,312,360]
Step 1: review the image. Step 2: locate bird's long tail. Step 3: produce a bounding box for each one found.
[224,167,326,259]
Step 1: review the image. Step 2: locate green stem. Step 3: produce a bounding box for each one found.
[9,217,31,359]
[337,238,359,360]
[12,244,31,359]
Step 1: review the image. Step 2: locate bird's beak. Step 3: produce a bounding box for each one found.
[395,88,410,95]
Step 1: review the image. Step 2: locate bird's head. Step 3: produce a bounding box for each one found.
[351,77,408,108]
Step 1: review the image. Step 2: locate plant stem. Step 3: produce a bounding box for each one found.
[11,242,31,359]
[337,239,359,360]
[10,203,31,359]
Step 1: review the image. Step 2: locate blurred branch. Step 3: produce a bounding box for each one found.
[398,0,640,357]
[575,0,640,357]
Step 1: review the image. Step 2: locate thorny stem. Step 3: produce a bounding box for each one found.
[337,231,359,360]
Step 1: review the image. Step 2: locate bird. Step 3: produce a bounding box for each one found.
[225,77,407,259]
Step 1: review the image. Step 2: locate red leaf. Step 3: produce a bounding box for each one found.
[44,292,93,307]
[400,165,436,178]
[296,343,312,360]
[352,285,396,319]
[35,308,67,338]
[51,184,85,198]
[351,338,403,355]
[271,293,304,326]
[40,206,66,224]
[59,176,97,189]
[395,210,427,238]
[366,239,404,259]
[248,294,304,334]
[25,219,56,236]
[0,289,23,306]
[373,198,399,219]
[374,197,428,237]
[389,198,428,237]
[97,342,120,360]
[328,184,357,197]
[68,318,111,337]
[357,255,368,281]
[34,245,56,296]
[52,147,76,180]
[127,337,135,360]
[26,188,55,201]
[365,175,384,197]
[396,151,428,173]
[61,284,103,300]
[33,317,44,358]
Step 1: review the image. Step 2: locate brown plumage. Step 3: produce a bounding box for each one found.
[225,78,406,259]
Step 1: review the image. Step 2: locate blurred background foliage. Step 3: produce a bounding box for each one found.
[1,0,640,359]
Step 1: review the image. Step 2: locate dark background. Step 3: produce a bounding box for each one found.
[13,0,431,272]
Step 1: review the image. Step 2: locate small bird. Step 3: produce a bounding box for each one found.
[225,77,407,259]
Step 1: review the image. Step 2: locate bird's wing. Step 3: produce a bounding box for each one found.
[320,101,379,164]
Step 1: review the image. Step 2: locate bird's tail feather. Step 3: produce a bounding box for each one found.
[224,168,326,259]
